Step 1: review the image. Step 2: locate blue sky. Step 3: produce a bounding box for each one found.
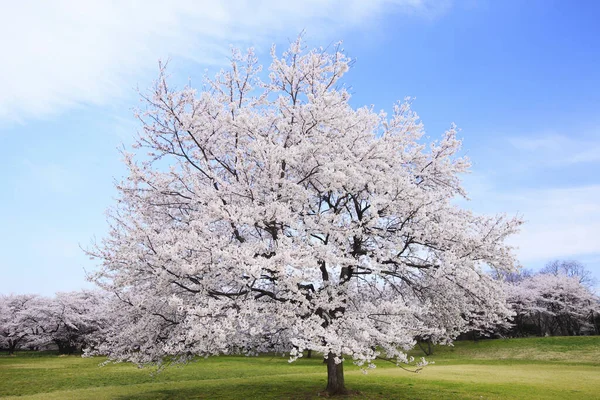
[1,0,599,295]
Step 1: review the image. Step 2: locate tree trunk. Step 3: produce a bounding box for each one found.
[325,352,347,395]
[592,310,599,335]
[417,340,433,356]
[307,349,312,359]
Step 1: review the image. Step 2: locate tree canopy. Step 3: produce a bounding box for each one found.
[89,38,522,394]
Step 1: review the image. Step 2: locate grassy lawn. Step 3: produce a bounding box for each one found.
[1,337,599,399]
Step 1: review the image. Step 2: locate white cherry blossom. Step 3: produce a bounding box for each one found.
[88,37,522,395]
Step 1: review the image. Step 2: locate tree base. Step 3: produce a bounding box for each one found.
[325,352,347,395]
[318,389,360,397]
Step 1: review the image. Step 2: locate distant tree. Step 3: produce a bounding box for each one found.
[490,267,533,284]
[0,294,38,354]
[26,291,107,354]
[505,274,599,336]
[540,260,596,288]
[88,37,522,395]
[503,278,542,336]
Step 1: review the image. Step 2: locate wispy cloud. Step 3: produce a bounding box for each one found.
[462,173,600,264]
[508,133,600,166]
[505,185,600,262]
[0,0,449,123]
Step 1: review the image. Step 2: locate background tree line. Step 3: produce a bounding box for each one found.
[2,260,598,356]
[499,260,599,338]
[0,291,107,355]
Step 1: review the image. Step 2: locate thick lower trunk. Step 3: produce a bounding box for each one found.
[307,349,312,359]
[56,341,75,355]
[8,340,18,355]
[325,352,347,395]
[417,340,433,356]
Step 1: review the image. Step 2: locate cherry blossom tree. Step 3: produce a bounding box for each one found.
[89,38,522,395]
[540,259,596,288]
[505,273,599,337]
[1,292,109,355]
[26,291,108,354]
[0,294,39,354]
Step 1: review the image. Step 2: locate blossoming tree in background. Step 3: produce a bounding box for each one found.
[0,294,39,354]
[0,291,108,355]
[89,38,522,395]
[505,272,599,336]
[26,291,107,354]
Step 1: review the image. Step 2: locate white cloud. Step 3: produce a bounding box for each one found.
[462,174,600,264]
[0,0,448,123]
[508,133,600,165]
[505,186,600,262]
[508,134,566,151]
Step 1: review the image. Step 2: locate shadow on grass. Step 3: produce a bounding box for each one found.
[0,350,62,358]
[113,378,445,400]
[115,380,329,400]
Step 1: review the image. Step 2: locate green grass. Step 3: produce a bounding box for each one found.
[1,337,599,399]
